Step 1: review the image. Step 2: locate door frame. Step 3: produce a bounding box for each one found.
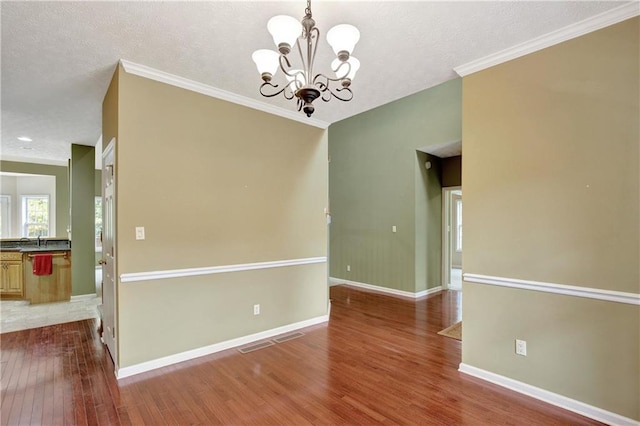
[441,186,461,290]
[102,138,118,370]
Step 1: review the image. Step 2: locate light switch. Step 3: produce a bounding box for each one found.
[135,227,145,240]
[392,225,397,233]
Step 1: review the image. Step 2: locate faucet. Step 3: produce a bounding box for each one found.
[37,235,41,247]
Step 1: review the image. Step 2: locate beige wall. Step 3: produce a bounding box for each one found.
[111,66,328,367]
[462,17,639,420]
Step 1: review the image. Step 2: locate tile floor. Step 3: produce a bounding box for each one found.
[450,267,462,290]
[0,269,102,334]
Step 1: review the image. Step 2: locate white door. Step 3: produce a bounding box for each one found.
[442,187,462,290]
[102,139,117,367]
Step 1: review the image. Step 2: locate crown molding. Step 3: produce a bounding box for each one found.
[454,2,640,77]
[119,60,329,129]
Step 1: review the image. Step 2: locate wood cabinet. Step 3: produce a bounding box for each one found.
[24,251,71,304]
[0,252,24,299]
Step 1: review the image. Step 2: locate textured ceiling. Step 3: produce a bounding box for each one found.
[0,1,630,165]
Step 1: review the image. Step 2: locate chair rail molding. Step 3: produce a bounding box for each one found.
[121,257,327,283]
[463,273,640,305]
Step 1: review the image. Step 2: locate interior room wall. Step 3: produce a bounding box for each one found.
[0,161,69,238]
[328,78,461,293]
[462,17,639,420]
[107,66,329,368]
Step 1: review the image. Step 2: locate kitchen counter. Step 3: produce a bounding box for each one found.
[17,247,71,253]
[1,239,70,253]
[0,239,72,303]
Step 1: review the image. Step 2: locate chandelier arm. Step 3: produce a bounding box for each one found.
[279,54,293,75]
[284,84,296,100]
[295,30,312,84]
[308,27,320,80]
[331,61,352,81]
[259,82,286,98]
[277,54,305,92]
[314,83,353,102]
[332,87,353,102]
[259,81,295,101]
[313,72,347,86]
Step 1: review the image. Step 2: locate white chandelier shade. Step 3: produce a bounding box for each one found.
[267,15,302,52]
[251,49,280,78]
[326,24,360,57]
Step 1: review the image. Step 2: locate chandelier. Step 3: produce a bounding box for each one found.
[251,0,360,117]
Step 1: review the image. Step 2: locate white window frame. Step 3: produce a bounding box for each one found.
[0,195,11,238]
[455,198,462,252]
[21,195,50,238]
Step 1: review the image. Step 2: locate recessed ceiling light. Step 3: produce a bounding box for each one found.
[17,136,33,142]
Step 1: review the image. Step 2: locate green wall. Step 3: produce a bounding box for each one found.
[0,160,69,238]
[328,79,461,292]
[70,145,96,296]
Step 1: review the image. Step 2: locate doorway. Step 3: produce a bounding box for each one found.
[442,187,462,290]
[101,138,118,367]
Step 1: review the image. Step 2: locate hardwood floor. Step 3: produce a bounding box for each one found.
[1,285,601,425]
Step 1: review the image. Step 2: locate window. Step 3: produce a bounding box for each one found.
[455,198,462,252]
[0,195,11,238]
[95,197,102,248]
[22,195,49,237]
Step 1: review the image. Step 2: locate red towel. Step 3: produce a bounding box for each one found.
[33,254,53,276]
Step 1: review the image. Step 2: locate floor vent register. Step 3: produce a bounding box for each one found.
[237,332,306,354]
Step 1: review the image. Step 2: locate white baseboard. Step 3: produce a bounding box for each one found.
[116,313,329,380]
[329,277,442,299]
[70,294,98,302]
[459,363,639,426]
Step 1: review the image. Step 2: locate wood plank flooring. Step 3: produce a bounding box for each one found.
[1,285,602,425]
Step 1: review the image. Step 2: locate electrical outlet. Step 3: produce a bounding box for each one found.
[347,265,351,272]
[253,304,260,315]
[515,339,527,356]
